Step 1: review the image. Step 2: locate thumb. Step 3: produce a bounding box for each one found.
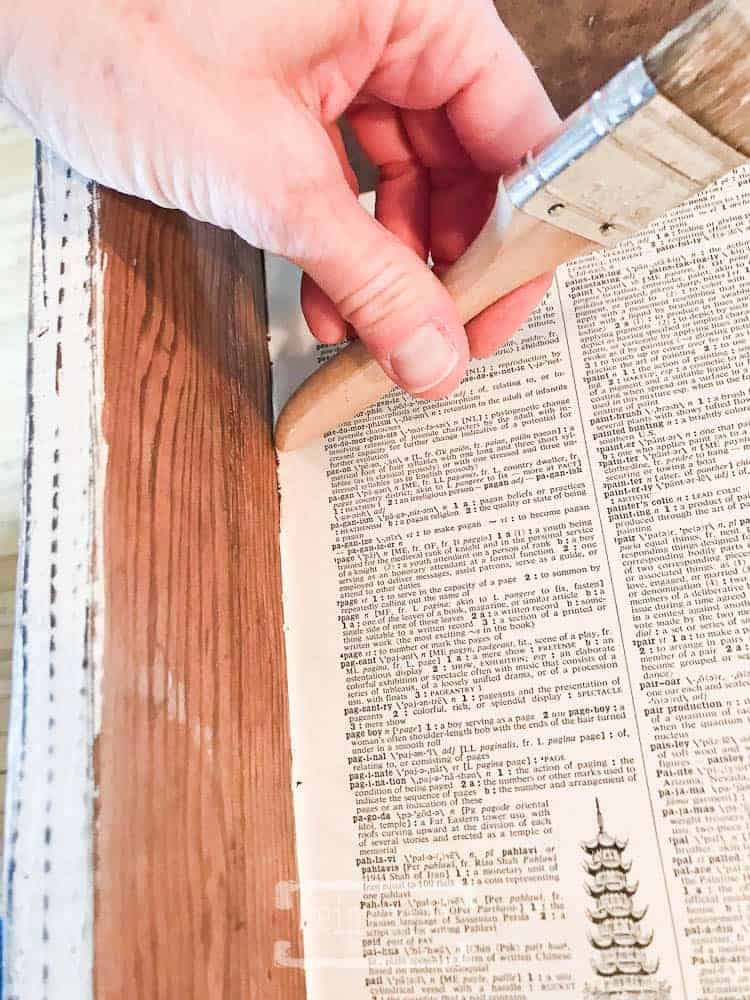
[293,183,470,398]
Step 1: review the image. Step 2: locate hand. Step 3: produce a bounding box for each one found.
[1,0,557,396]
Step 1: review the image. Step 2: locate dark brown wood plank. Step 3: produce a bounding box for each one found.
[497,0,707,116]
[94,193,304,999]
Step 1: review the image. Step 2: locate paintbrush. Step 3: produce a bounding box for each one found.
[275,0,750,452]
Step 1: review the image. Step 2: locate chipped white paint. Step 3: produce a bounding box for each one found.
[134,657,213,750]
[0,103,35,848]
[2,145,106,1000]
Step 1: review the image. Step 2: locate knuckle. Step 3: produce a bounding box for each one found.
[335,264,421,339]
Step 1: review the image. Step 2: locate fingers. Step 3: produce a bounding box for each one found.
[465,272,553,359]
[446,25,559,172]
[295,176,470,398]
[404,109,549,359]
[369,0,559,173]
[301,278,348,345]
[346,101,414,173]
[347,102,429,259]
[300,110,457,402]
[293,0,561,397]
[346,101,466,399]
[428,166,498,268]
[301,123,358,346]
[400,107,470,171]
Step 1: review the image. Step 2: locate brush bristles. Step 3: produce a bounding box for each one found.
[645,0,750,156]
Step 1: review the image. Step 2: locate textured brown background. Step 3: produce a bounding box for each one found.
[498,0,705,116]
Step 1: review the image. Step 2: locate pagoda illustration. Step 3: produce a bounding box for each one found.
[582,799,671,1000]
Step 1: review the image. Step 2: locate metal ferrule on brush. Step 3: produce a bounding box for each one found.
[505,58,658,211]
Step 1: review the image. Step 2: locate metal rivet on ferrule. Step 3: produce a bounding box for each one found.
[600,222,616,235]
[548,203,566,216]
[504,59,656,213]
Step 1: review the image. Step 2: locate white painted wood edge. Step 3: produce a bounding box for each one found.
[2,144,106,1000]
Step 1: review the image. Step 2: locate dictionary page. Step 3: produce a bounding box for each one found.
[267,174,750,1000]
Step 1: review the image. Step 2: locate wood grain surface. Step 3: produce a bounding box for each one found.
[497,0,707,117]
[94,194,303,999]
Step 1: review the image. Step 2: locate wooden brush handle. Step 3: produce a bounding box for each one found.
[275,208,595,451]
